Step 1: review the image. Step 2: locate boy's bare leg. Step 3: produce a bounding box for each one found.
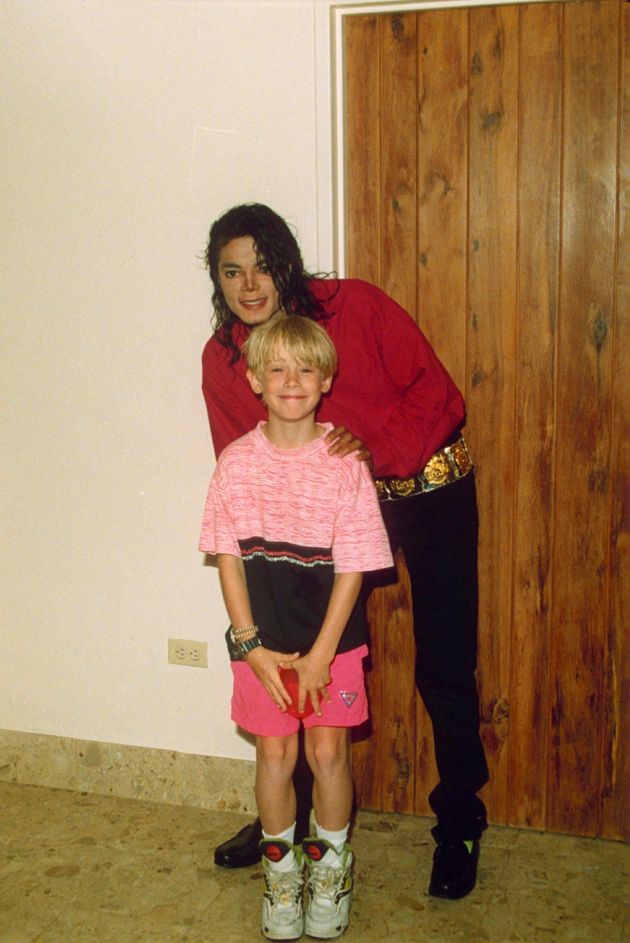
[256,733,305,941]
[256,733,299,834]
[303,726,354,939]
[304,727,352,830]
[294,728,314,838]
[214,734,311,868]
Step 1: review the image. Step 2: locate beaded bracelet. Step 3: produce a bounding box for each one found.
[229,624,259,642]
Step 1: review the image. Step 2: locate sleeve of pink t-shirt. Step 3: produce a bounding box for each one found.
[331,458,393,573]
[199,464,241,557]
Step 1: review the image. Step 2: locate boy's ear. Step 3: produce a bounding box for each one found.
[246,368,263,395]
[321,375,333,393]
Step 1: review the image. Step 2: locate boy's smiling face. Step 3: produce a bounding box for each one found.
[247,345,332,425]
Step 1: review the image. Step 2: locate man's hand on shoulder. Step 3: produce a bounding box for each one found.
[325,425,373,469]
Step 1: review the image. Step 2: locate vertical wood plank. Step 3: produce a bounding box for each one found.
[374,12,419,813]
[413,6,469,814]
[344,14,384,808]
[467,3,520,826]
[508,1,562,830]
[547,0,619,836]
[351,586,383,812]
[600,0,629,842]
[345,16,381,286]
[372,554,417,813]
[416,8,469,392]
[380,13,418,318]
[353,558,417,814]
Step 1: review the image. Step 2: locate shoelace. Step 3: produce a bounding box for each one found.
[266,869,304,907]
[308,863,345,901]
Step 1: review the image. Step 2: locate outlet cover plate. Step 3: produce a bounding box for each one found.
[167,638,208,668]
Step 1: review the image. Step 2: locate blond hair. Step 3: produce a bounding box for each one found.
[243,313,337,379]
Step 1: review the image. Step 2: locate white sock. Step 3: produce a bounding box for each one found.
[315,821,349,865]
[262,822,297,871]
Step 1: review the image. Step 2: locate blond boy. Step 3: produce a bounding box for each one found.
[200,314,392,940]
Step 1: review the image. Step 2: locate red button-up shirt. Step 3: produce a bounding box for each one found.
[202,278,465,479]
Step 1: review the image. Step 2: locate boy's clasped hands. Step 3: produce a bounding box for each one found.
[245,643,332,717]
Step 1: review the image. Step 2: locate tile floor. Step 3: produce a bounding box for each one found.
[0,782,627,943]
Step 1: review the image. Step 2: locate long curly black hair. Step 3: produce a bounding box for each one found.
[204,203,331,357]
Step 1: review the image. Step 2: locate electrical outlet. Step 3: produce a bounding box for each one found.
[167,638,208,668]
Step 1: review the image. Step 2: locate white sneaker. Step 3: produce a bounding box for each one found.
[260,839,305,941]
[303,839,353,939]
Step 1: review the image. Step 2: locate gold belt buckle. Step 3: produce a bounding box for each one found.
[423,452,450,487]
[374,435,473,502]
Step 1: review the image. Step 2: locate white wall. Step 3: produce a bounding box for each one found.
[0,0,350,761]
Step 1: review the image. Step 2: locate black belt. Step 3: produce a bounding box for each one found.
[374,435,474,502]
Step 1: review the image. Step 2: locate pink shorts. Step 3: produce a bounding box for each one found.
[231,644,369,737]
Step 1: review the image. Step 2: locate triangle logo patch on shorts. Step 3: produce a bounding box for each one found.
[339,690,358,708]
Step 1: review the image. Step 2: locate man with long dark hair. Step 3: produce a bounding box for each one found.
[201,203,488,901]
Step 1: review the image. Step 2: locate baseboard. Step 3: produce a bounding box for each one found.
[0,728,256,812]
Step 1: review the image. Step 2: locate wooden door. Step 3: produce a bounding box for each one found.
[345,0,628,840]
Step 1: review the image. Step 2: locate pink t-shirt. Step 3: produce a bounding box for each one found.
[200,422,393,655]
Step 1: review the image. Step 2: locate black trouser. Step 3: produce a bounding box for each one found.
[294,472,488,843]
[380,472,488,842]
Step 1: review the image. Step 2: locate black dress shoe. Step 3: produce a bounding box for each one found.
[214,818,263,868]
[428,840,479,899]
